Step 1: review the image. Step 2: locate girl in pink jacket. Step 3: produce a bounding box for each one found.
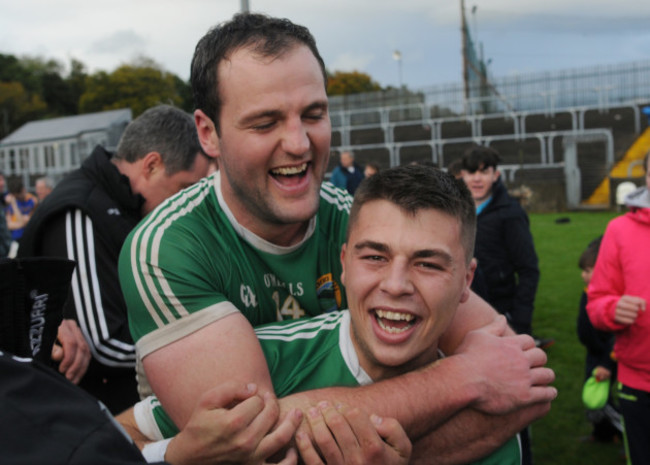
[587,153,650,465]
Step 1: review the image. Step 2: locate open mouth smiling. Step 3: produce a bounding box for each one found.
[374,309,417,334]
[270,162,309,178]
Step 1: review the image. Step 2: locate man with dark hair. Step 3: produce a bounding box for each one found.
[127,165,519,464]
[460,144,546,465]
[18,104,211,413]
[460,145,541,338]
[120,13,556,463]
[5,178,38,242]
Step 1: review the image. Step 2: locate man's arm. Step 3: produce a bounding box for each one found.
[145,294,554,464]
[143,312,276,429]
[279,314,554,434]
[40,210,137,380]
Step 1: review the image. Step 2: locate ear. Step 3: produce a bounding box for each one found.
[460,258,477,303]
[340,243,348,286]
[494,170,501,182]
[141,151,163,180]
[194,109,220,158]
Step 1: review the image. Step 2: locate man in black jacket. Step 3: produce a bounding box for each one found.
[460,145,550,465]
[460,145,540,337]
[17,104,212,413]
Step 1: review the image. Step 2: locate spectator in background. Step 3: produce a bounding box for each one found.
[5,178,38,242]
[0,171,10,256]
[587,152,650,465]
[330,151,364,194]
[17,104,212,414]
[460,144,547,465]
[363,161,380,178]
[460,146,546,342]
[35,176,55,201]
[576,237,622,444]
[0,170,7,201]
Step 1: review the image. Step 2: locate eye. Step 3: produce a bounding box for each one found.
[303,111,325,122]
[252,120,276,131]
[417,261,444,271]
[361,254,386,262]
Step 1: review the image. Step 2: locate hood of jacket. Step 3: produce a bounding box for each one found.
[624,186,650,209]
[624,186,650,225]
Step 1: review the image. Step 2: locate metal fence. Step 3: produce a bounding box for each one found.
[327,60,650,210]
[329,59,650,118]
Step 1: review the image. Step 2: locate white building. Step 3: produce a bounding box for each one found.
[0,108,132,186]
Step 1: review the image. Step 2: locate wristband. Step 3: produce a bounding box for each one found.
[142,438,172,463]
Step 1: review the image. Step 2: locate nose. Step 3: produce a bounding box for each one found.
[281,117,310,156]
[468,171,482,182]
[379,259,414,296]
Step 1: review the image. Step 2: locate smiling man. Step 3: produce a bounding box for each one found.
[460,145,541,339]
[132,165,520,464]
[119,13,555,464]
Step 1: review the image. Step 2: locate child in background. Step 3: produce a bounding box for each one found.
[577,237,622,443]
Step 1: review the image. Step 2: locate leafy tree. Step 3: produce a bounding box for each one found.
[79,60,183,117]
[327,71,382,96]
[66,59,88,112]
[172,74,194,112]
[0,81,47,138]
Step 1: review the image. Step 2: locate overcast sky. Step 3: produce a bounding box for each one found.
[1,0,649,90]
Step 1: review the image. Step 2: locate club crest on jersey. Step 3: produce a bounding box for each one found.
[240,284,257,308]
[316,273,342,313]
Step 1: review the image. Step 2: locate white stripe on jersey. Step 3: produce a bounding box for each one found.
[255,311,344,341]
[129,178,212,327]
[66,210,135,367]
[320,182,353,213]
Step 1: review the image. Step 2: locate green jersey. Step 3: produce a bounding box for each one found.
[119,173,352,359]
[136,311,521,465]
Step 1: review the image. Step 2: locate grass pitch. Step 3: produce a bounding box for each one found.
[529,211,625,465]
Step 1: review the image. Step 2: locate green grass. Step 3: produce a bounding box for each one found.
[528,211,625,465]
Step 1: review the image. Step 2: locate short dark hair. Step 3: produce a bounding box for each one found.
[578,236,602,270]
[7,178,24,195]
[461,145,501,173]
[190,12,327,136]
[114,104,205,175]
[349,164,477,263]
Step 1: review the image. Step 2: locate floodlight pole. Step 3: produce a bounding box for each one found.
[392,50,403,89]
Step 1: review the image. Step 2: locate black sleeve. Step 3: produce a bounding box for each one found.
[0,351,169,465]
[40,209,136,367]
[503,211,540,334]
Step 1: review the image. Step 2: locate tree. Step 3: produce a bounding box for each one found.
[327,71,382,96]
[79,60,184,117]
[0,81,47,138]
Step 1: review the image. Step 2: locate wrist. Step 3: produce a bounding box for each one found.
[425,355,481,412]
[439,353,483,407]
[141,438,172,463]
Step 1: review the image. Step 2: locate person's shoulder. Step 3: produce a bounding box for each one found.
[319,182,353,213]
[139,177,216,232]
